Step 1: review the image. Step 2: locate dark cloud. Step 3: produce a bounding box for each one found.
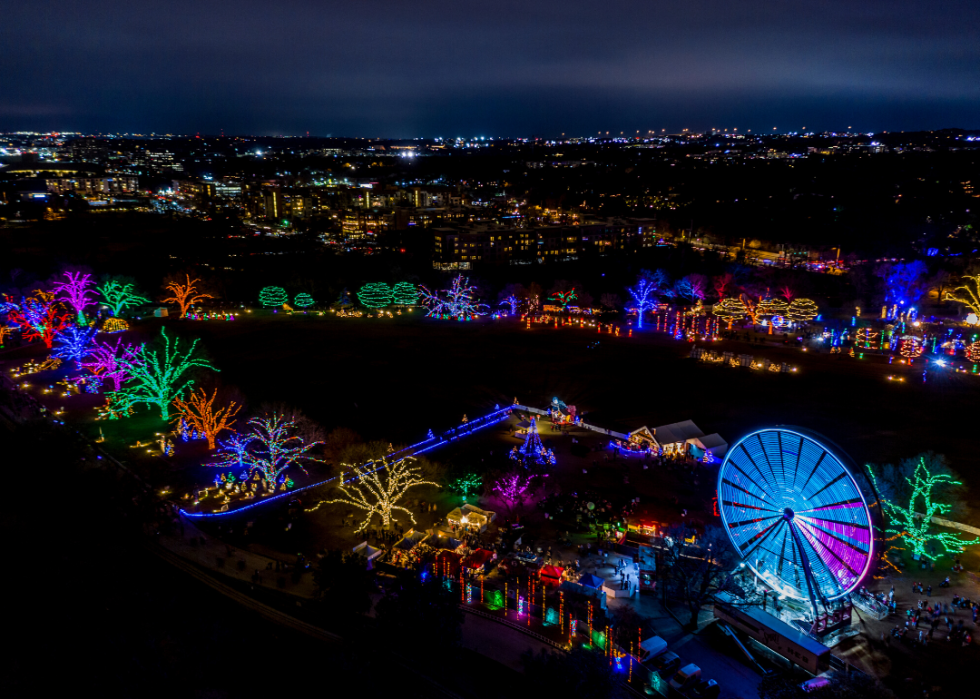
[3,0,978,134]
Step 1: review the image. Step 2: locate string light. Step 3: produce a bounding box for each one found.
[102,317,129,333]
[294,293,315,308]
[787,298,819,323]
[79,337,141,391]
[418,275,488,320]
[52,271,98,324]
[391,282,419,306]
[171,387,241,450]
[6,291,71,348]
[357,283,393,308]
[627,278,657,328]
[163,275,214,318]
[52,324,97,362]
[97,279,148,317]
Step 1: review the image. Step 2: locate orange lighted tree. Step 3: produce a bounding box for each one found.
[171,388,241,449]
[162,275,214,318]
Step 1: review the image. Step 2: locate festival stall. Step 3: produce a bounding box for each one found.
[390,529,429,568]
[352,541,384,570]
[687,433,728,464]
[462,548,494,574]
[446,504,496,533]
[539,564,565,587]
[577,573,604,591]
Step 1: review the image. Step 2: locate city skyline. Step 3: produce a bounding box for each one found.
[3,0,978,136]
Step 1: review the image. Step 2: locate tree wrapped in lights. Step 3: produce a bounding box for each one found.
[294,293,315,308]
[549,288,578,310]
[966,341,980,364]
[208,432,252,472]
[308,456,437,533]
[509,419,556,467]
[258,286,288,308]
[448,472,482,499]
[945,274,980,317]
[492,471,536,510]
[102,317,129,333]
[52,271,99,324]
[674,274,708,301]
[627,277,657,329]
[391,282,419,306]
[877,457,978,560]
[163,274,214,318]
[357,282,393,309]
[52,324,98,363]
[755,297,788,320]
[499,295,520,315]
[241,412,325,486]
[7,292,71,348]
[80,337,141,391]
[787,298,819,323]
[778,284,796,302]
[856,327,879,349]
[418,275,488,320]
[171,387,241,450]
[98,278,148,317]
[107,328,216,420]
[0,324,12,348]
[712,297,747,326]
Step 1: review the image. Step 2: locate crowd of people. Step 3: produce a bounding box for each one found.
[882,582,977,648]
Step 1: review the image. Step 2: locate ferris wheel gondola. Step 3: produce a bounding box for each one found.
[717,428,874,614]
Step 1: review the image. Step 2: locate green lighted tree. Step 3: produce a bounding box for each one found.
[259,286,289,308]
[357,282,393,309]
[107,328,217,420]
[391,282,419,305]
[876,457,979,560]
[449,472,482,500]
[294,293,315,308]
[97,278,149,317]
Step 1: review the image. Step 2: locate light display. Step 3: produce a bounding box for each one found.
[967,341,980,364]
[357,282,393,309]
[102,317,129,333]
[499,295,520,315]
[209,432,252,471]
[711,297,747,324]
[240,413,324,486]
[97,279,148,317]
[52,271,98,324]
[755,297,788,319]
[79,337,141,391]
[171,388,241,450]
[258,286,288,308]
[549,288,577,309]
[391,282,419,306]
[509,418,556,467]
[627,279,657,329]
[0,324,11,347]
[492,472,536,509]
[856,327,878,349]
[163,275,214,318]
[873,458,978,560]
[899,335,923,358]
[52,324,98,363]
[7,292,71,348]
[717,428,873,611]
[294,293,315,308]
[418,275,488,320]
[307,455,436,533]
[106,327,216,420]
[449,472,482,500]
[787,298,819,323]
[945,274,980,318]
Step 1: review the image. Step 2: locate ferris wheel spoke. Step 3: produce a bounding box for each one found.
[736,443,778,495]
[797,518,869,556]
[805,471,847,502]
[739,518,784,557]
[799,451,828,495]
[722,500,780,513]
[720,478,771,505]
[726,461,774,502]
[796,520,859,583]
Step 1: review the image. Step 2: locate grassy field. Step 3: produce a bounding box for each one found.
[177,312,980,506]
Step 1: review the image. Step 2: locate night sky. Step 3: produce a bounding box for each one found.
[4,0,978,136]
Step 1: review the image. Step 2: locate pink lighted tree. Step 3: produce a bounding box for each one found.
[80,337,142,391]
[492,472,536,510]
[53,271,99,323]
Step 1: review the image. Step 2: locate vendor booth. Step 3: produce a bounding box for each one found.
[577,573,604,590]
[539,564,565,587]
[390,529,429,568]
[352,541,383,570]
[463,548,494,574]
[446,504,496,533]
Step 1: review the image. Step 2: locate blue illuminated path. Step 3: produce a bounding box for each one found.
[180,405,515,519]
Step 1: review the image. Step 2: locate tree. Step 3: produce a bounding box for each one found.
[881,260,928,307]
[294,293,315,308]
[162,274,214,318]
[945,274,980,317]
[258,286,288,308]
[522,648,624,699]
[777,284,796,302]
[712,297,747,324]
[312,550,376,616]
[492,471,536,511]
[107,327,216,420]
[171,388,241,450]
[7,291,71,348]
[447,469,482,499]
[357,282,393,309]
[375,572,463,655]
[498,283,527,314]
[242,412,325,485]
[97,278,149,317]
[713,272,735,299]
[309,456,437,532]
[627,275,658,328]
[870,456,978,560]
[52,324,97,363]
[52,271,98,324]
[674,274,708,301]
[391,282,418,305]
[79,337,141,391]
[660,524,748,627]
[548,280,578,309]
[418,276,488,319]
[323,426,362,463]
[786,298,819,323]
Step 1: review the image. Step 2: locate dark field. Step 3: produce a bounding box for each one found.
[180,312,980,518]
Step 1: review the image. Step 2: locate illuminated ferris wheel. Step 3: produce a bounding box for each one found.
[717,428,874,613]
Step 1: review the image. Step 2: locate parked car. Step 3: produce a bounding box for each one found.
[670,664,702,692]
[648,650,682,678]
[691,678,720,699]
[800,676,831,693]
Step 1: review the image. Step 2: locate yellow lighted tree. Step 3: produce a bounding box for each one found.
[162,274,214,318]
[171,388,241,449]
[945,275,980,318]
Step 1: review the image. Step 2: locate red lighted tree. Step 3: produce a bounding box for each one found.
[7,291,71,348]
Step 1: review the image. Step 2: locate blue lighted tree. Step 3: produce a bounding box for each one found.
[882,261,928,309]
[509,418,556,468]
[627,274,658,329]
[53,324,98,363]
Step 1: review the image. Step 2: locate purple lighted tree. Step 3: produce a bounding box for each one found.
[509,418,556,467]
[493,471,536,511]
[53,271,99,324]
[79,337,142,391]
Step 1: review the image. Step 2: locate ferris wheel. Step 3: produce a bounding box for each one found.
[717,428,874,612]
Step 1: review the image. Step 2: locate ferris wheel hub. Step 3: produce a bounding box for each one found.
[782,507,795,521]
